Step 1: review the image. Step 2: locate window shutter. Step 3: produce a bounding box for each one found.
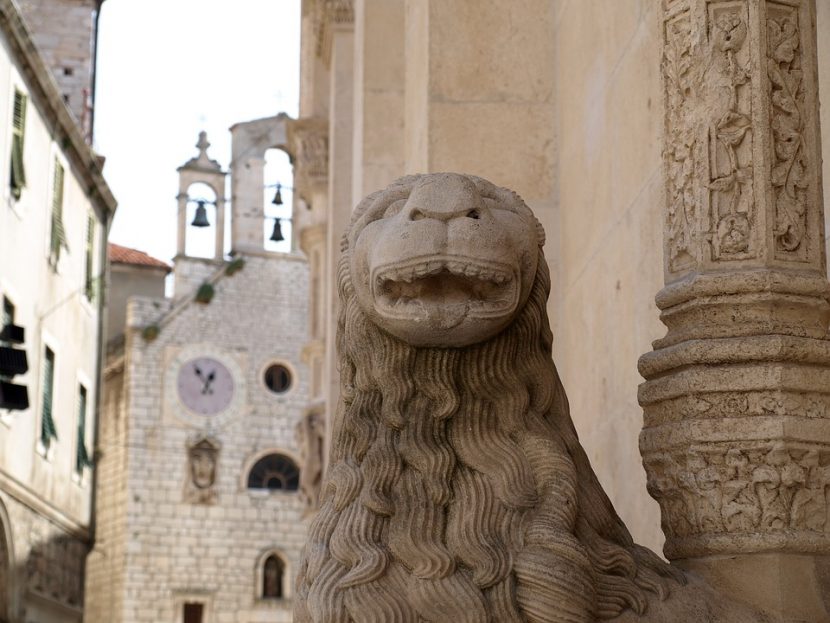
[75,385,92,472]
[9,90,27,199]
[84,214,95,301]
[50,161,67,264]
[40,348,58,449]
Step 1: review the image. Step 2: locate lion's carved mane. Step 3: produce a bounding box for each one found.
[295,175,684,623]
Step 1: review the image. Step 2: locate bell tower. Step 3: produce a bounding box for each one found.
[173,131,227,297]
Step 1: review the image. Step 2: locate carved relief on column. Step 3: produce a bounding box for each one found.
[663,1,701,274]
[288,118,329,201]
[645,0,830,564]
[662,0,824,278]
[706,2,756,262]
[766,2,819,263]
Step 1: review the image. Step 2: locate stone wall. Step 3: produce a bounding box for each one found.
[550,0,667,552]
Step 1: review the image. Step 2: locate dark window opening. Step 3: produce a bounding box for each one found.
[40,347,57,449]
[247,453,299,491]
[262,554,284,598]
[62,67,73,76]
[9,89,27,199]
[264,364,291,394]
[183,602,203,623]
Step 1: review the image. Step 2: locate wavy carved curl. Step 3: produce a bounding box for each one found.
[295,176,684,623]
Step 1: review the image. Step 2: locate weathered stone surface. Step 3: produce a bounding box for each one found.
[294,173,768,622]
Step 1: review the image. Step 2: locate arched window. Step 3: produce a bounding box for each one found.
[262,554,284,598]
[247,453,300,491]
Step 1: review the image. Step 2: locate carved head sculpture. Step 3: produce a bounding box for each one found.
[295,174,684,623]
[185,437,219,503]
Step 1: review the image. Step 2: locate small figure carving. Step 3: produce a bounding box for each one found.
[295,174,768,622]
[296,408,326,514]
[184,437,220,504]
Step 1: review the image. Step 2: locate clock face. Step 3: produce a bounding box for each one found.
[176,357,235,415]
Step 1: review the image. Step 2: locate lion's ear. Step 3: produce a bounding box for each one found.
[535,219,546,247]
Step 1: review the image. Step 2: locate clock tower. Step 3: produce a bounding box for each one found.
[85,132,311,623]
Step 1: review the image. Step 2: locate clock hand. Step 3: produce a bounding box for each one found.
[201,369,216,395]
[194,365,205,382]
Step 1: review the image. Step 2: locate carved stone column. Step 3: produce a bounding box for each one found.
[641,0,829,617]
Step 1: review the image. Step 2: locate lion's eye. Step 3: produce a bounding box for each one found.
[383,199,406,218]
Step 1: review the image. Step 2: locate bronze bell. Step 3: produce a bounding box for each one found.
[272,184,283,206]
[191,201,210,227]
[270,217,284,242]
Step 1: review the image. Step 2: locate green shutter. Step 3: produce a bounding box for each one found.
[84,214,95,301]
[50,161,67,265]
[75,385,92,472]
[40,348,58,449]
[9,90,26,199]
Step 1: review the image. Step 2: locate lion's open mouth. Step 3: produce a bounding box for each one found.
[372,256,518,328]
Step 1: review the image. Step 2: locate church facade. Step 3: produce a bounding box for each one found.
[83,135,310,623]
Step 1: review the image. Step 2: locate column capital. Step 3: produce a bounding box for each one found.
[288,117,329,199]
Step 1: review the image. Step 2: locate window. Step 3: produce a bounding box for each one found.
[182,602,203,623]
[40,347,57,449]
[84,214,95,300]
[9,90,26,199]
[247,454,299,491]
[262,554,284,598]
[75,384,92,474]
[49,160,67,267]
[263,364,291,394]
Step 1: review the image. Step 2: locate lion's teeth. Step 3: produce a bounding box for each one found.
[464,265,480,277]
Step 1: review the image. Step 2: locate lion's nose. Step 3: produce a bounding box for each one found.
[407,204,483,223]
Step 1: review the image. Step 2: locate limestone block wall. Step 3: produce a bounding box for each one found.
[550,0,667,552]
[85,254,310,623]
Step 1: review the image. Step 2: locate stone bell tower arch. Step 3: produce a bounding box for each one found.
[173,131,227,297]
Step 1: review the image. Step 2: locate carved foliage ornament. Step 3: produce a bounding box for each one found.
[663,7,699,273]
[767,5,809,259]
[646,440,830,543]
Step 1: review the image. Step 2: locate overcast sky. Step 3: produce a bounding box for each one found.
[94,0,301,263]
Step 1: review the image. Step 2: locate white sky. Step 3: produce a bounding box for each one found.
[94,0,301,263]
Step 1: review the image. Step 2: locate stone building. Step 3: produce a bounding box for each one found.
[83,134,309,623]
[0,0,115,620]
[288,0,830,560]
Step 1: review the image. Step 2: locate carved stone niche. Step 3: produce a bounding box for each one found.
[293,174,768,623]
[184,436,220,505]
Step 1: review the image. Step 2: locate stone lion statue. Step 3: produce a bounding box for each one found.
[295,173,768,623]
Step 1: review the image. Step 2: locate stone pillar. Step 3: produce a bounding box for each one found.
[351,0,405,202]
[640,0,829,618]
[324,14,354,464]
